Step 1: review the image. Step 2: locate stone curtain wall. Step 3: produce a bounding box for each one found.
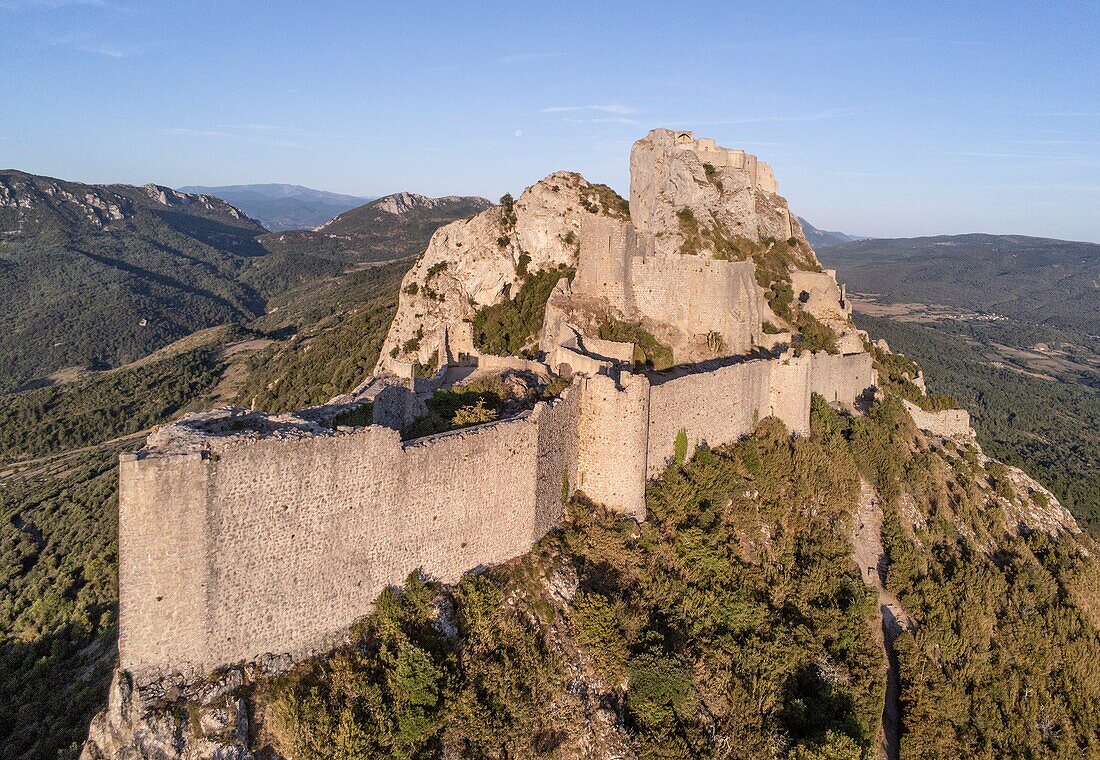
[118,353,878,684]
[647,361,772,477]
[902,400,973,439]
[645,352,874,476]
[809,352,876,410]
[119,387,584,684]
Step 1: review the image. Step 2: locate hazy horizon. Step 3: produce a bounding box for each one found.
[3,1,1098,242]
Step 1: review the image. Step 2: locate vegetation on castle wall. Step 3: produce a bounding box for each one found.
[597,318,674,371]
[401,376,513,440]
[792,312,839,356]
[471,265,573,357]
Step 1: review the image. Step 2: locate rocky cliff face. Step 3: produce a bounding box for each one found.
[375,171,626,372]
[628,129,816,265]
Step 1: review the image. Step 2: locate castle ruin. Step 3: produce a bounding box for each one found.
[117,130,883,686]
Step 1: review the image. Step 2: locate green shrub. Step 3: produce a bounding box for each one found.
[794,312,839,355]
[333,403,373,428]
[597,318,674,371]
[673,427,689,464]
[472,266,573,356]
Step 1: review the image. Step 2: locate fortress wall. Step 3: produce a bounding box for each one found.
[768,354,813,435]
[646,360,773,477]
[121,388,586,683]
[809,352,876,410]
[903,400,973,439]
[118,453,210,682]
[575,216,630,310]
[628,256,761,356]
[576,373,649,519]
[533,388,582,536]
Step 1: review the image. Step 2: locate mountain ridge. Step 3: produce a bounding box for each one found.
[178,183,374,232]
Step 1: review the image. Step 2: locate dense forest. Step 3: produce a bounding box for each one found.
[856,315,1099,533]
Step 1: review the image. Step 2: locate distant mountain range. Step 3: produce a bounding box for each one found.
[0,172,486,392]
[798,217,864,249]
[178,183,374,231]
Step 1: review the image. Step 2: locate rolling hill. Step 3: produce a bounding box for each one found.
[820,233,1100,335]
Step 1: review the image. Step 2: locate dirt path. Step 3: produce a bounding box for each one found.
[852,478,915,760]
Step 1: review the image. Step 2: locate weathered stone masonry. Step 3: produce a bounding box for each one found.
[119,351,874,684]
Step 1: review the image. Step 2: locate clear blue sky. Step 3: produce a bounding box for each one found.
[2,0,1098,241]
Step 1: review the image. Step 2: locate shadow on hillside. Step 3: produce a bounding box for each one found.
[0,624,116,760]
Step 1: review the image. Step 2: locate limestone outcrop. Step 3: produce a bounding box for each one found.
[375,171,627,373]
[628,129,814,263]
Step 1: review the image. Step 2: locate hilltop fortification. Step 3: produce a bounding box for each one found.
[107,130,969,691]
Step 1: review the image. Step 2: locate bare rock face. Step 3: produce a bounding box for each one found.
[628,128,816,264]
[375,171,626,372]
[82,669,253,760]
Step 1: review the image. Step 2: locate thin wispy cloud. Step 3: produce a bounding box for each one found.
[941,150,1095,161]
[1012,139,1100,147]
[564,117,640,125]
[223,124,281,132]
[166,128,238,140]
[1,0,106,9]
[542,104,637,115]
[668,108,853,127]
[164,126,309,150]
[50,31,152,57]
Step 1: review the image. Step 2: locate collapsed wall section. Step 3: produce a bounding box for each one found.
[119,388,584,684]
